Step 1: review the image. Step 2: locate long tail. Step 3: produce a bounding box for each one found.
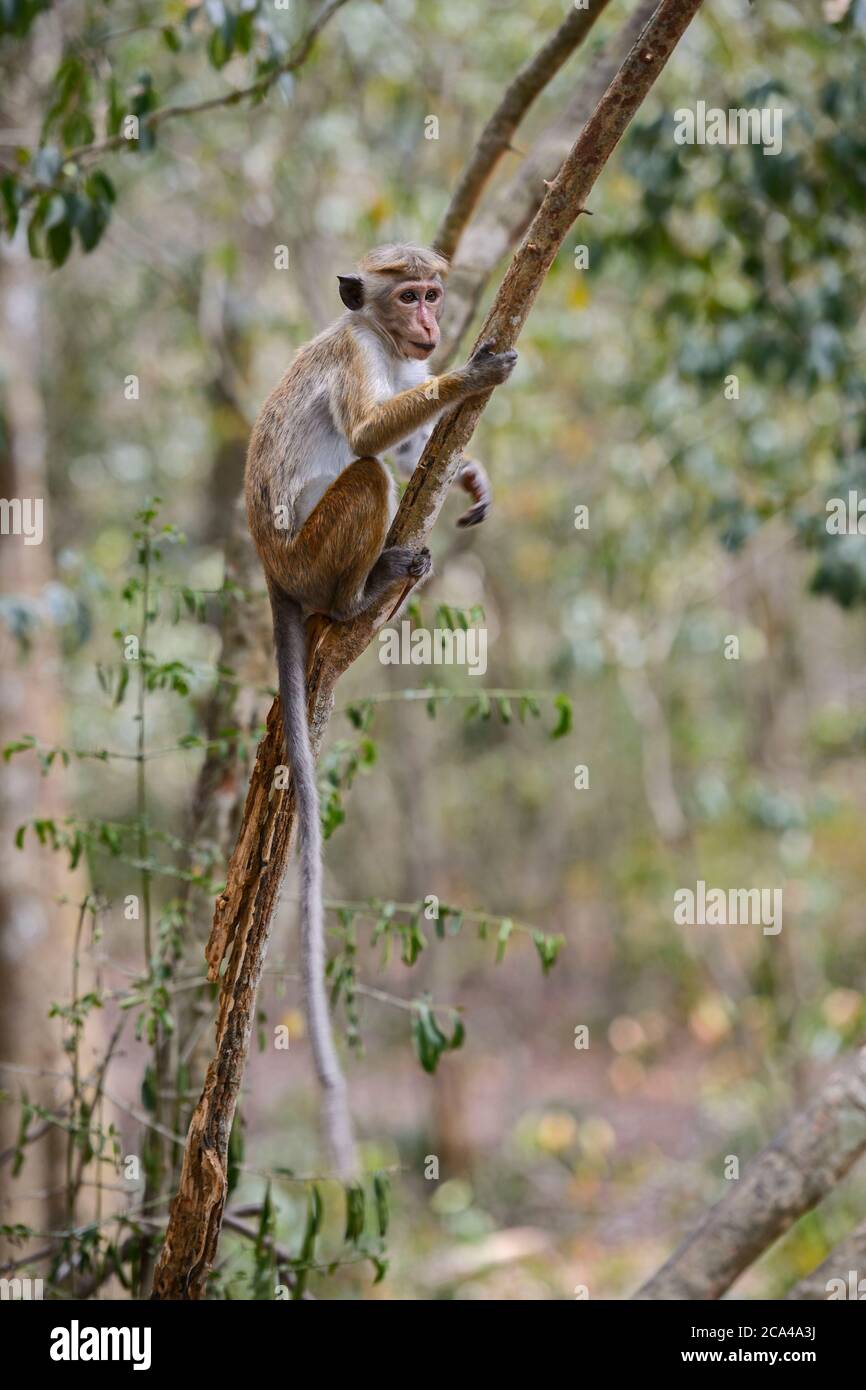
[270,585,358,1178]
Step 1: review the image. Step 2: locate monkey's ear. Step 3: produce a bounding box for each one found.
[338,275,365,311]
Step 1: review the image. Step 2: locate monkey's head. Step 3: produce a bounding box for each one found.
[338,243,449,362]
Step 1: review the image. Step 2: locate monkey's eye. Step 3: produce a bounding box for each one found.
[425,289,439,302]
[399,290,417,303]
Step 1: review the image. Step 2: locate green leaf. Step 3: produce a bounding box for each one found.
[46,212,72,267]
[344,1182,365,1244]
[411,1001,464,1074]
[27,196,46,259]
[61,110,94,149]
[346,700,372,730]
[532,930,565,975]
[235,10,255,52]
[400,913,427,966]
[105,78,124,137]
[86,169,116,205]
[373,1171,390,1238]
[207,14,236,70]
[495,918,513,963]
[411,1004,440,1074]
[551,694,573,739]
[3,735,36,761]
[1,174,20,237]
[140,1067,156,1112]
[113,664,130,708]
[0,0,52,40]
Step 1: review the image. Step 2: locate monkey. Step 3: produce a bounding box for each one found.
[244,243,517,1176]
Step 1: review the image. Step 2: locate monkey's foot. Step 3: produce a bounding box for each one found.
[381,548,433,621]
[377,545,432,582]
[456,501,489,528]
[407,546,432,578]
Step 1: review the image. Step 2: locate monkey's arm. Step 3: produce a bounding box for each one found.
[335,373,473,458]
[393,431,491,528]
[333,338,517,460]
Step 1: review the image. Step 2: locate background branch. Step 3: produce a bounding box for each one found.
[433,0,614,260]
[635,1045,866,1300]
[785,1220,866,1300]
[436,0,660,363]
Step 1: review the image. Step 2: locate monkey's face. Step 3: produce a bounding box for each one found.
[338,266,446,360]
[381,278,444,360]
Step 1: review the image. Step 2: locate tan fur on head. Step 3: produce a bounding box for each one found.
[358,243,449,283]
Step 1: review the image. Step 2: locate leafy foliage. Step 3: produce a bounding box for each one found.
[0,0,340,263]
[5,499,563,1295]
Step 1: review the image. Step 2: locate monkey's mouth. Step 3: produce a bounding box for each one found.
[410,341,435,355]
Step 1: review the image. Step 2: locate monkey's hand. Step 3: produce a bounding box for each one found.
[456,456,491,528]
[460,339,518,392]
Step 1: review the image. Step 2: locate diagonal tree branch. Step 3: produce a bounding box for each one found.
[433,0,615,261]
[152,0,705,1300]
[635,1045,866,1300]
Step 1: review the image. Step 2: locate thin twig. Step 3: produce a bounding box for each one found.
[64,0,352,165]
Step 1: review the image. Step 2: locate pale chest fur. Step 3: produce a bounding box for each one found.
[290,328,431,528]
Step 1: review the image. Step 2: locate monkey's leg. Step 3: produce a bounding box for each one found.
[393,438,491,530]
[275,456,430,621]
[342,543,431,623]
[455,455,492,528]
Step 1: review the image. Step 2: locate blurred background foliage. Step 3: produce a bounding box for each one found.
[2,0,866,1299]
